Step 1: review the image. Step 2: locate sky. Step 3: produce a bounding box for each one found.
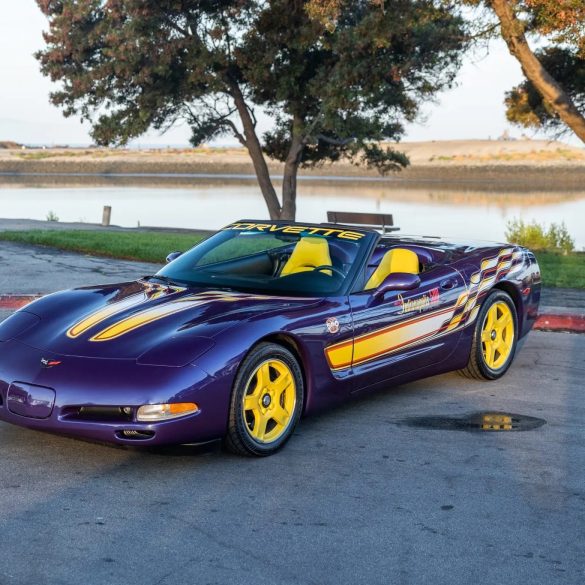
[0,1,580,148]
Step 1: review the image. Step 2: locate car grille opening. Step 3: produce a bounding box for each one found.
[64,406,134,422]
[117,429,155,441]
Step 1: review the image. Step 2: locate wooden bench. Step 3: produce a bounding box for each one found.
[326,211,400,233]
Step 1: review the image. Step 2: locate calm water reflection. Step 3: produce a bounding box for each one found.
[1,178,584,248]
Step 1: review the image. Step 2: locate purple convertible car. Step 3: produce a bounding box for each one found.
[0,217,540,456]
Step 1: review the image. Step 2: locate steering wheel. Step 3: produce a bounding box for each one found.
[312,265,345,277]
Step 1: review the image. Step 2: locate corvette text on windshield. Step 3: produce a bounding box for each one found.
[223,223,366,241]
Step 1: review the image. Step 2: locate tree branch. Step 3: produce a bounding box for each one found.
[490,0,585,142]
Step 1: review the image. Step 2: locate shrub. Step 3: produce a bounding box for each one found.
[46,210,59,222]
[505,219,575,253]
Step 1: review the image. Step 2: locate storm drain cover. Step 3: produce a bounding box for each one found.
[401,412,546,432]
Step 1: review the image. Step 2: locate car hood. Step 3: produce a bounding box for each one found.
[14,280,318,361]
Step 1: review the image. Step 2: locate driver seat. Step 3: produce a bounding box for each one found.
[365,248,419,289]
[281,237,332,276]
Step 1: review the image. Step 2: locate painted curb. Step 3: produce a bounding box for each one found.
[534,313,585,333]
[0,295,584,333]
[0,295,41,310]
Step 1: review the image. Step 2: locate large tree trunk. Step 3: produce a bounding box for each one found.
[229,83,283,220]
[490,0,585,143]
[281,129,304,221]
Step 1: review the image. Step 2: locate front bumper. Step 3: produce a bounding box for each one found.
[0,340,230,446]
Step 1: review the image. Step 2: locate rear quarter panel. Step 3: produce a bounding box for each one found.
[451,245,541,341]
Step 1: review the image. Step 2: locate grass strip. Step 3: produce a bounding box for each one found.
[534,251,585,289]
[0,229,207,264]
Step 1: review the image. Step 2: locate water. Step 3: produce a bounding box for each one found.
[1,178,584,248]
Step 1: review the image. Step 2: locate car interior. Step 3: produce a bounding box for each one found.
[164,229,450,296]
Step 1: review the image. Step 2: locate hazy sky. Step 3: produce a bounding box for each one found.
[0,1,579,147]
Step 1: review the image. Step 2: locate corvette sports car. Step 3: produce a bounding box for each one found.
[0,218,540,456]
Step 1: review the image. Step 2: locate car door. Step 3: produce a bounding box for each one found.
[343,264,467,391]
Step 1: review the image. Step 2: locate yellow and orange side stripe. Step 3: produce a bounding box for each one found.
[325,248,524,372]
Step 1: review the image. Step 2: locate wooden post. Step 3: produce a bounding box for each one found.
[102,205,111,227]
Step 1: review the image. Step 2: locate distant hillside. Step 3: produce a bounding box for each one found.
[398,139,585,164]
[0,141,21,149]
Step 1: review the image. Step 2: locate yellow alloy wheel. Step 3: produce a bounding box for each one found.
[481,301,515,370]
[242,358,297,444]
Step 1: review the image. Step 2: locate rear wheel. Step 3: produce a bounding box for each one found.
[459,290,518,380]
[224,343,304,456]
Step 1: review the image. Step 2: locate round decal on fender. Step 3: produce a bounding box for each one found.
[326,317,340,334]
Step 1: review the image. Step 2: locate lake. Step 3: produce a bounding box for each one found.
[1,176,584,248]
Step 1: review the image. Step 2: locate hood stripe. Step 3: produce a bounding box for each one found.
[90,296,220,341]
[87,291,274,342]
[66,284,184,339]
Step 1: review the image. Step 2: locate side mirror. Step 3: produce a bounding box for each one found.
[165,251,183,264]
[374,272,421,298]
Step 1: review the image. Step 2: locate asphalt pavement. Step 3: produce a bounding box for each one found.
[0,240,160,295]
[0,331,583,585]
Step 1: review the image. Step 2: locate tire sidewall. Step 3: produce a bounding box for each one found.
[474,290,518,380]
[229,343,304,456]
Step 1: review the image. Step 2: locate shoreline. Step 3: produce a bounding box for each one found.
[1,139,585,190]
[2,162,585,191]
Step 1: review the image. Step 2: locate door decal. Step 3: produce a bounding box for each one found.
[325,247,523,372]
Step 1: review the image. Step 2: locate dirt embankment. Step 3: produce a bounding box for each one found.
[1,139,585,189]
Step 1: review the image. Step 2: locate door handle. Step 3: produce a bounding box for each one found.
[440,279,457,290]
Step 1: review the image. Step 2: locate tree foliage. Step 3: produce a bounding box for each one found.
[463,0,585,140]
[505,47,585,133]
[500,0,585,137]
[37,0,468,219]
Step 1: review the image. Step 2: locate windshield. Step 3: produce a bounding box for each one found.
[156,221,372,296]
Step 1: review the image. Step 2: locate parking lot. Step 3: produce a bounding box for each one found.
[0,327,583,585]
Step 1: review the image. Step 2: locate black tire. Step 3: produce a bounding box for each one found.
[459,290,518,380]
[224,342,304,456]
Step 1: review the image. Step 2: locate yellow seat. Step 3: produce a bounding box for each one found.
[281,237,332,276]
[365,248,419,290]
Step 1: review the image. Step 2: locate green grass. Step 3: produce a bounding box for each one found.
[0,230,582,288]
[534,251,585,289]
[0,230,207,264]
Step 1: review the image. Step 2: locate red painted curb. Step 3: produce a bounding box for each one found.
[534,313,585,333]
[0,295,41,310]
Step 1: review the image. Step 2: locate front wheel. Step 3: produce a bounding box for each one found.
[459,290,518,380]
[224,343,304,456]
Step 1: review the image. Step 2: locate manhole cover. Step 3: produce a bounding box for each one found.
[401,412,546,432]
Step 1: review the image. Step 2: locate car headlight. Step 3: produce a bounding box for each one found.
[136,403,199,422]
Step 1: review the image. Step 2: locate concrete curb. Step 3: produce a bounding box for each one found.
[1,294,584,334]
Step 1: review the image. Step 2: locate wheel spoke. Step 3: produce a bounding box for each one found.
[243,394,257,411]
[257,363,271,390]
[271,372,292,395]
[485,342,496,368]
[251,412,268,440]
[271,405,290,427]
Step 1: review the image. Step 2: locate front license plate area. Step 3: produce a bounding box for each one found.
[7,382,55,419]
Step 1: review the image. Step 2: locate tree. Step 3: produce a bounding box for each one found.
[505,47,585,137]
[479,0,585,142]
[36,0,467,220]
